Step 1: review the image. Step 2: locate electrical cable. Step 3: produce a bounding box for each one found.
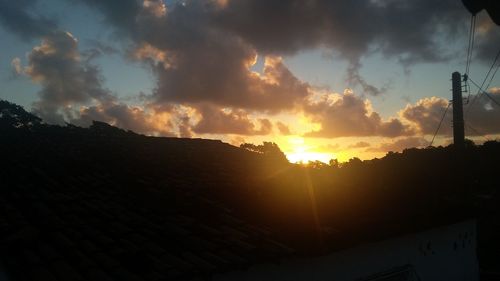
[464,15,476,102]
[429,102,451,147]
[468,77,500,108]
[465,15,476,77]
[466,47,500,113]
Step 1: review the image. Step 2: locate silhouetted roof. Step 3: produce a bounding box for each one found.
[0,133,294,280]
[0,107,476,280]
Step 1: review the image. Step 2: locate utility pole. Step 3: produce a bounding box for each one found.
[452,72,465,149]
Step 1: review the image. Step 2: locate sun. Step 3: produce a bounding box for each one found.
[284,137,334,164]
[286,151,333,164]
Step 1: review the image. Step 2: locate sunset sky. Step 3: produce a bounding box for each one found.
[1,0,499,162]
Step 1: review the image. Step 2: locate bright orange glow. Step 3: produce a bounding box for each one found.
[286,151,333,164]
[284,137,334,164]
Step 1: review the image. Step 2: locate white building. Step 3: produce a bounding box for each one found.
[215,220,478,281]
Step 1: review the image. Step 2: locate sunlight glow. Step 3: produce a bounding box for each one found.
[286,151,333,164]
[283,136,335,164]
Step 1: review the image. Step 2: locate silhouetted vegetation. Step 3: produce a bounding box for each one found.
[0,100,41,129]
[1,100,500,279]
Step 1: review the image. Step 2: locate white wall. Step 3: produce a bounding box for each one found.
[214,220,478,281]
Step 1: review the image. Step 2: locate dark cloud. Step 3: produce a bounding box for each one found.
[16,30,176,136]
[304,91,414,138]
[191,104,273,135]
[76,0,311,111]
[463,90,500,136]
[473,14,500,62]
[15,31,112,123]
[400,97,451,136]
[152,48,310,111]
[70,0,496,107]
[4,0,498,140]
[216,0,469,62]
[77,0,473,64]
[19,31,112,123]
[0,0,57,40]
[74,0,141,34]
[400,91,500,137]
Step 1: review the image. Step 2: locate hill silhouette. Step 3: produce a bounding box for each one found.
[1,100,500,279]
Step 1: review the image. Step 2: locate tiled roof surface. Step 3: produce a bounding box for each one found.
[0,130,293,281]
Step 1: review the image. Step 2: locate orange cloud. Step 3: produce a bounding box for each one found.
[189,104,273,135]
[133,43,176,69]
[142,0,167,17]
[366,137,428,152]
[304,90,414,138]
[399,96,450,135]
[276,121,291,135]
[76,102,174,136]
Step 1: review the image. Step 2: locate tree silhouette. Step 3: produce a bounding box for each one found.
[240,142,288,164]
[0,100,41,129]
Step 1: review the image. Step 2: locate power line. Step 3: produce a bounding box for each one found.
[485,60,500,92]
[465,15,476,77]
[464,15,476,102]
[468,77,500,108]
[429,102,451,147]
[465,47,500,113]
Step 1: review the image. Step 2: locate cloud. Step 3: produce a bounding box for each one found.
[304,90,414,138]
[191,104,274,135]
[229,136,246,147]
[73,101,175,136]
[490,88,500,94]
[18,31,113,123]
[214,0,474,63]
[463,91,500,136]
[108,1,312,112]
[346,62,388,97]
[400,97,451,135]
[348,141,371,149]
[3,0,499,141]
[11,58,23,76]
[76,0,470,63]
[258,118,273,135]
[73,0,141,34]
[399,92,500,137]
[152,48,310,111]
[72,0,491,110]
[178,115,194,138]
[276,121,291,135]
[0,0,57,40]
[473,15,500,62]
[142,0,167,18]
[15,30,176,136]
[367,137,428,152]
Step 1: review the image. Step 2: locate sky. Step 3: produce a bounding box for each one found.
[0,0,499,163]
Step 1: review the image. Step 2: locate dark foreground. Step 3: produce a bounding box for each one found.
[1,100,500,280]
